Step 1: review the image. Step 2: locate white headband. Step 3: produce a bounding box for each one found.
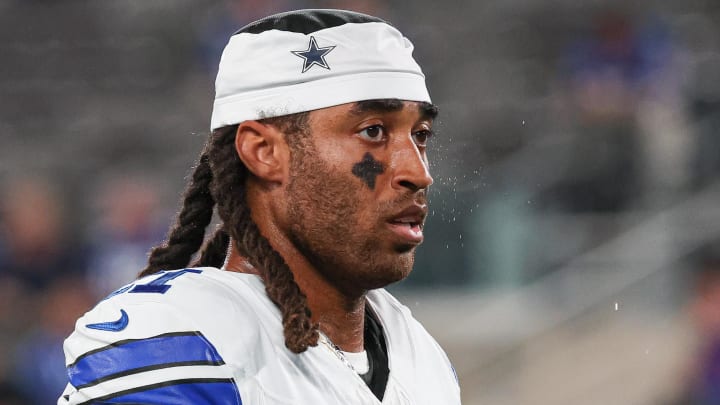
[210,12,431,131]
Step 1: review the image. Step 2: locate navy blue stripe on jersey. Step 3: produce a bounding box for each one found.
[67,332,225,389]
[76,378,242,405]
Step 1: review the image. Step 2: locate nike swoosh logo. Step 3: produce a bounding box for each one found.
[86,309,129,332]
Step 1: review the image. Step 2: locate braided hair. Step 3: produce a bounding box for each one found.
[139,112,318,353]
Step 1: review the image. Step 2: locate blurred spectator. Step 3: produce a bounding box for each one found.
[0,177,86,396]
[0,177,85,292]
[85,177,166,298]
[0,277,33,378]
[10,277,93,405]
[669,244,720,404]
[554,11,647,212]
[688,55,720,190]
[634,15,692,205]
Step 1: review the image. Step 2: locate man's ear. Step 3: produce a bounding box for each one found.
[234,120,289,184]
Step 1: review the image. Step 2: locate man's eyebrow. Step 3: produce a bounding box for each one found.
[348,99,439,121]
[418,101,439,121]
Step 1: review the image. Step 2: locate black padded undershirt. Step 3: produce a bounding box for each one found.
[360,307,389,400]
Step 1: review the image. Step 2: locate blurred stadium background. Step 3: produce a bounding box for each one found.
[2,0,720,403]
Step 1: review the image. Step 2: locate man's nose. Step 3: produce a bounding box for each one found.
[390,140,433,193]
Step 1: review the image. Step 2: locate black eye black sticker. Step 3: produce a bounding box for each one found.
[351,152,385,190]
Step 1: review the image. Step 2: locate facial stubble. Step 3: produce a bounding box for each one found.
[285,139,415,293]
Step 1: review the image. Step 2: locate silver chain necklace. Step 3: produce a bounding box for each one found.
[318,331,359,374]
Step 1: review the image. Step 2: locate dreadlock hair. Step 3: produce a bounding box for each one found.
[139,112,318,353]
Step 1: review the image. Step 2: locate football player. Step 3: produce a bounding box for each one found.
[59,9,461,404]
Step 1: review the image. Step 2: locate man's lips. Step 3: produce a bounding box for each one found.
[386,205,427,244]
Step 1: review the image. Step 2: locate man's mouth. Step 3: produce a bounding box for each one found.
[386,205,426,244]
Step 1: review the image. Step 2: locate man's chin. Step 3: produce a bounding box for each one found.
[362,255,415,289]
[313,247,416,293]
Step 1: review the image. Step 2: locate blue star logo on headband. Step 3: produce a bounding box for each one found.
[291,36,336,73]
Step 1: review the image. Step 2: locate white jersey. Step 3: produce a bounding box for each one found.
[58,267,461,404]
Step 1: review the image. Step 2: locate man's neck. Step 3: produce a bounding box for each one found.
[225,239,367,352]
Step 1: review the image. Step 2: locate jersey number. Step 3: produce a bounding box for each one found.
[106,269,203,299]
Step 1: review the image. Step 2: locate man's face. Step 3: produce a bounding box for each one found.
[283,99,436,293]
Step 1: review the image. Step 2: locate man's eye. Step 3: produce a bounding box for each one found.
[412,130,433,147]
[358,125,385,142]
